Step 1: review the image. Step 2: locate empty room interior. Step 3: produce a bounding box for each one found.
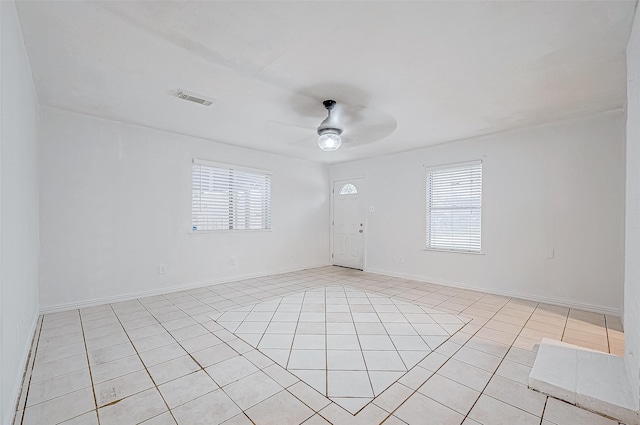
[2,1,640,424]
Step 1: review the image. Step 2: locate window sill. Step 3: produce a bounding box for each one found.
[190,229,273,234]
[423,248,484,255]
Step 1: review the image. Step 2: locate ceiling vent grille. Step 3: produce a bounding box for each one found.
[174,89,214,106]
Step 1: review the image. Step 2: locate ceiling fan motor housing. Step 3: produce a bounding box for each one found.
[317,99,343,136]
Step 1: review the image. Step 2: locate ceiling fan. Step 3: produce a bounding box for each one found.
[266,95,397,152]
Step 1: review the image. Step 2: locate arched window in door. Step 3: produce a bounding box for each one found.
[339,183,358,195]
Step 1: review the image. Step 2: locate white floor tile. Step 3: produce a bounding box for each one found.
[139,411,177,425]
[397,350,430,369]
[34,342,86,365]
[358,335,395,351]
[288,349,326,370]
[23,388,95,425]
[326,334,361,350]
[148,355,201,385]
[58,410,99,425]
[26,368,92,407]
[362,351,406,371]
[292,334,325,350]
[327,371,373,398]
[543,397,618,425]
[190,343,237,367]
[31,353,88,383]
[418,373,480,415]
[484,375,546,416]
[468,394,540,425]
[286,381,331,411]
[245,390,314,425]
[259,348,290,367]
[262,364,299,387]
[88,343,136,367]
[327,350,366,371]
[158,370,218,409]
[394,392,464,425]
[172,390,242,425]
[222,371,283,410]
[91,355,144,384]
[368,371,405,396]
[289,370,326,395]
[94,369,154,407]
[205,355,259,387]
[326,322,356,334]
[437,359,493,392]
[98,388,167,425]
[258,333,295,349]
[179,333,223,352]
[328,397,372,414]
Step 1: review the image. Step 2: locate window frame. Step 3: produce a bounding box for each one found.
[425,160,483,254]
[191,159,272,233]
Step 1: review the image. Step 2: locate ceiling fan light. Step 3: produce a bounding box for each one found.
[318,132,342,151]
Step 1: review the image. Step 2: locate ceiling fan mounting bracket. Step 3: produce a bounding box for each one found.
[323,99,336,110]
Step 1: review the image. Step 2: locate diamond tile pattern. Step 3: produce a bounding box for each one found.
[212,286,467,413]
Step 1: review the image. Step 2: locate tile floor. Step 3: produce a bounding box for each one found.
[212,287,467,413]
[13,266,626,425]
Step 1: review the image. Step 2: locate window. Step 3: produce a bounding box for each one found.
[339,183,358,195]
[192,159,271,231]
[426,161,482,252]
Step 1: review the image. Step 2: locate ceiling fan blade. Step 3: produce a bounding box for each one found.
[289,135,315,147]
[345,122,397,144]
[265,120,312,132]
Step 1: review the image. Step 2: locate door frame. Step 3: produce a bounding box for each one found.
[330,177,367,270]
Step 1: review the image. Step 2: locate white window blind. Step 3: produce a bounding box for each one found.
[192,160,271,231]
[426,161,482,252]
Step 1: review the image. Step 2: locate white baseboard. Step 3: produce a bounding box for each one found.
[40,263,331,314]
[365,268,622,316]
[5,310,40,425]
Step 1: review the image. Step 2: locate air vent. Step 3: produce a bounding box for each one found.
[174,89,214,106]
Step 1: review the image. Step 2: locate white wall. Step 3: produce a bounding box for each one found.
[39,107,330,311]
[331,112,626,314]
[625,2,640,410]
[1,1,41,424]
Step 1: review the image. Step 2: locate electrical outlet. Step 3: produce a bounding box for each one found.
[369,206,375,213]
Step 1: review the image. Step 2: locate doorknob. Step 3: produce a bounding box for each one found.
[359,229,364,233]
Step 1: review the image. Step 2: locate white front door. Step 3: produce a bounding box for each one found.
[332,179,365,270]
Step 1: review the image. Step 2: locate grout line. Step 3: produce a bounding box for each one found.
[324,287,330,399]
[604,315,612,354]
[14,315,44,425]
[78,309,101,425]
[560,308,570,342]
[539,396,549,425]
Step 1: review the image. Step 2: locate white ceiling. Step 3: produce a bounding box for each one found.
[16,1,636,163]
